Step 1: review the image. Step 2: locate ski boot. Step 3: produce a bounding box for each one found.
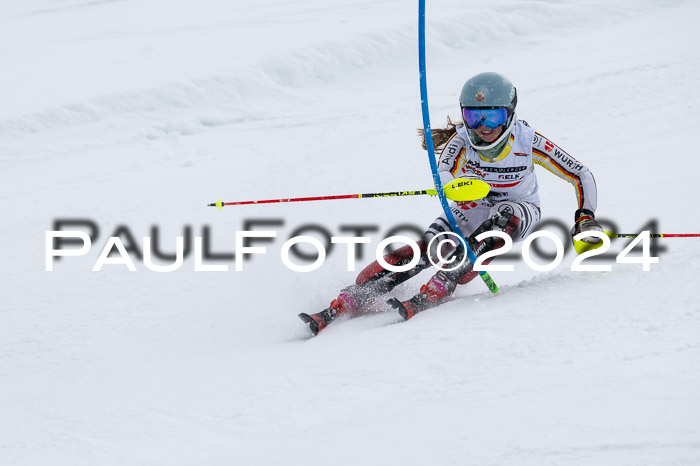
[298,292,359,336]
[388,271,457,321]
[389,211,521,321]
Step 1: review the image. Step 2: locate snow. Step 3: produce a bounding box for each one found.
[2,0,700,464]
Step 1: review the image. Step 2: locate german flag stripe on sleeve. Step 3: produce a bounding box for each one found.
[450,147,466,177]
[532,147,585,209]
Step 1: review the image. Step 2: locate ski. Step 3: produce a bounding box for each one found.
[386,298,411,321]
[298,311,332,336]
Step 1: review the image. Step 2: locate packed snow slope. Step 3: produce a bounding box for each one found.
[2,0,700,465]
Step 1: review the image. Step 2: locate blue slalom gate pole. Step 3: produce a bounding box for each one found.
[418,0,498,294]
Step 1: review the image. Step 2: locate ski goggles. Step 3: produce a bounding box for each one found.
[462,107,508,130]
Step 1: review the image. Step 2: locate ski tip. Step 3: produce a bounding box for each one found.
[386,298,409,321]
[298,313,320,336]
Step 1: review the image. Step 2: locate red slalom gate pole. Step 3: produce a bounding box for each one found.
[207,180,492,210]
[214,193,360,207]
[207,189,432,209]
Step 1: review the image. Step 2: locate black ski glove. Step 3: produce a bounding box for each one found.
[570,209,603,244]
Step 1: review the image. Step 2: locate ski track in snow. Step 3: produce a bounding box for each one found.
[1,1,700,465]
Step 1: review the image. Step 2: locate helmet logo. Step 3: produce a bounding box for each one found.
[475,91,485,102]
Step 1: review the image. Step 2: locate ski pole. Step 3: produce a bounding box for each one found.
[608,233,700,238]
[208,178,490,210]
[574,231,700,254]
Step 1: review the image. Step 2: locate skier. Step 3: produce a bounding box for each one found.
[299,72,603,335]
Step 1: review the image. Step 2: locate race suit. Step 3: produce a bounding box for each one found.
[350,118,599,302]
[425,119,597,247]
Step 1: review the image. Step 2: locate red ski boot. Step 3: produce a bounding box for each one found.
[388,272,456,321]
[298,292,359,336]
